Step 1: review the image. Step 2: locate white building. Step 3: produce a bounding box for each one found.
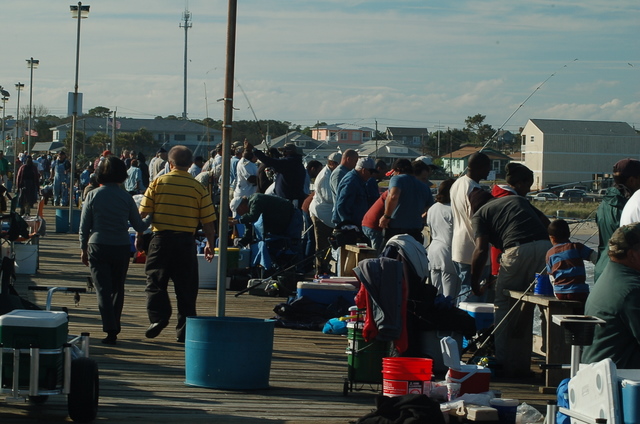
[520,119,640,190]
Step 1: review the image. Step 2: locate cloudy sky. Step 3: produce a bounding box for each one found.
[3,0,638,133]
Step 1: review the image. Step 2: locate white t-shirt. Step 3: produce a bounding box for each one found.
[426,202,456,273]
[450,175,481,265]
[309,165,335,228]
[620,189,640,226]
[233,158,258,199]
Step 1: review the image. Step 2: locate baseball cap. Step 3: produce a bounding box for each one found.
[609,223,640,256]
[355,157,376,172]
[102,150,112,157]
[278,143,303,155]
[613,158,640,177]
[416,155,433,166]
[327,152,342,163]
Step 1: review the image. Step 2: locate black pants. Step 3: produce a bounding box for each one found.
[144,232,198,340]
[87,243,131,335]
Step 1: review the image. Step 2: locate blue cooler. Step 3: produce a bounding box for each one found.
[459,302,494,348]
[618,370,640,424]
[459,302,494,332]
[296,282,357,306]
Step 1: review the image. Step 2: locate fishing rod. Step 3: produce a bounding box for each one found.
[235,79,268,148]
[479,58,579,153]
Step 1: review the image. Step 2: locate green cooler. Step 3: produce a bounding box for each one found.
[0,310,68,389]
[347,322,391,384]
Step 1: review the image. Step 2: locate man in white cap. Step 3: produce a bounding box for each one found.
[332,157,377,227]
[309,152,342,274]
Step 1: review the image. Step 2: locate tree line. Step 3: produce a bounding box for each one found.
[7,105,520,159]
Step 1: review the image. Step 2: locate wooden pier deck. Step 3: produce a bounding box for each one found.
[0,206,554,423]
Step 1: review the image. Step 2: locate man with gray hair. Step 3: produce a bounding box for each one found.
[333,157,377,227]
[330,149,359,200]
[582,223,640,369]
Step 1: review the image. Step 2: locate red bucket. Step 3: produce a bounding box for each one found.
[382,357,433,397]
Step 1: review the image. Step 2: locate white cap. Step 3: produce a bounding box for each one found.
[416,155,433,165]
[229,197,244,213]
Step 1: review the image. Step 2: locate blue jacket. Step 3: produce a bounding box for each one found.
[333,169,368,226]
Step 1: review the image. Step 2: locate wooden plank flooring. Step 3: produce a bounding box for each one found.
[0,206,555,423]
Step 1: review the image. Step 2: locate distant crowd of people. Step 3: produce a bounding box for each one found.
[13,142,640,376]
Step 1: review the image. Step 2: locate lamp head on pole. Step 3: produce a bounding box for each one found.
[15,83,24,91]
[0,90,9,98]
[26,59,39,69]
[70,4,90,18]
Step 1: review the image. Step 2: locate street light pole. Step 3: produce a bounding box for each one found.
[26,58,39,156]
[14,83,24,188]
[69,2,90,231]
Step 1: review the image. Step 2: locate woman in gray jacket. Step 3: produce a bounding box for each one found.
[79,156,149,345]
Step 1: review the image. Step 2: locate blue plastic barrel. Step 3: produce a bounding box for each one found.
[185,316,275,389]
[55,208,81,233]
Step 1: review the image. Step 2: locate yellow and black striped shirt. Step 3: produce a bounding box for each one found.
[140,169,217,233]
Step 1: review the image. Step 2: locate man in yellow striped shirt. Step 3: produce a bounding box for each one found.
[136,145,217,343]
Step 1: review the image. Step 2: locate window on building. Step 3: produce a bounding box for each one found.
[412,136,421,145]
[340,132,348,140]
[352,132,360,141]
[522,134,526,145]
[174,134,186,141]
[157,134,170,143]
[530,135,535,143]
[492,160,500,171]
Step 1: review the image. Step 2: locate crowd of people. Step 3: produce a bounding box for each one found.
[13,141,639,375]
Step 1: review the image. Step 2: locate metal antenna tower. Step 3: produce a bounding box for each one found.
[180,5,192,120]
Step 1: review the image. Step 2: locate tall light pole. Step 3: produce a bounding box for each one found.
[69,2,90,231]
[14,83,24,188]
[0,86,9,150]
[26,58,39,155]
[180,7,192,120]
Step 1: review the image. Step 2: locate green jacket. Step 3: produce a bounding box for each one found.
[594,186,627,281]
[583,261,640,369]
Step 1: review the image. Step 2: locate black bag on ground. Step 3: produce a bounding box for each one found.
[356,394,445,424]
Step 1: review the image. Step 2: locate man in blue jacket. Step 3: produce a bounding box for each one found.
[333,158,377,227]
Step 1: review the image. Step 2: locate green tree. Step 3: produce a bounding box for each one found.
[465,114,495,145]
[88,132,111,151]
[87,106,112,117]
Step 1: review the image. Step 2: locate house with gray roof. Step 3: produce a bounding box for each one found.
[520,119,640,190]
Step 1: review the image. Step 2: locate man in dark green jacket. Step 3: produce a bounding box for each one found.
[583,223,640,369]
[595,159,640,281]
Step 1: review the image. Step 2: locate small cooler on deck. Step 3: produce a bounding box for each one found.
[441,336,491,395]
[0,310,68,389]
[296,282,358,306]
[459,302,494,332]
[459,302,494,348]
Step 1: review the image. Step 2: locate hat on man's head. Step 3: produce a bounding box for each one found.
[416,155,433,166]
[609,223,640,257]
[157,147,167,154]
[278,143,303,155]
[327,152,342,163]
[232,140,243,148]
[613,158,640,177]
[229,196,244,213]
[355,157,376,172]
[102,150,112,157]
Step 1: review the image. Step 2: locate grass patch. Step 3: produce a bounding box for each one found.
[533,201,599,220]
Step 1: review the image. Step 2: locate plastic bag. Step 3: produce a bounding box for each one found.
[517,402,544,424]
[322,318,347,335]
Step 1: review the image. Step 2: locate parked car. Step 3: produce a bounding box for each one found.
[559,189,593,202]
[531,192,559,201]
